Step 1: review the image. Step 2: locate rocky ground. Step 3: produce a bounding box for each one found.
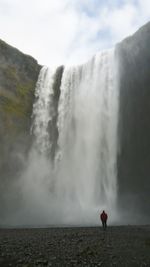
[0,226,150,266]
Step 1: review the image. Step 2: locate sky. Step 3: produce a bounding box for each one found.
[0,0,150,66]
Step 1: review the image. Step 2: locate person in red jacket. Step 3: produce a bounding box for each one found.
[100,210,108,230]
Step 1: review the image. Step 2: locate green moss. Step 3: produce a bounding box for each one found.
[0,73,36,140]
[4,66,17,81]
[1,96,26,117]
[0,64,35,117]
[16,81,34,100]
[0,96,29,139]
[2,65,35,97]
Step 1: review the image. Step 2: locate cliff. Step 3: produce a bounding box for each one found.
[0,39,41,214]
[117,22,150,220]
[0,39,41,142]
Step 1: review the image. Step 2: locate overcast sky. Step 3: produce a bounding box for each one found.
[0,0,150,66]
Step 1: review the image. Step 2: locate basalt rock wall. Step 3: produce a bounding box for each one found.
[117,22,150,221]
[0,39,41,214]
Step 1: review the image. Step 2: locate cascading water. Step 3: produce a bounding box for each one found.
[30,48,119,225]
[31,66,58,154]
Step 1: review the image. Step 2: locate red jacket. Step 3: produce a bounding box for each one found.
[100,211,108,221]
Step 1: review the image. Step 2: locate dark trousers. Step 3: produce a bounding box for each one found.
[102,220,107,230]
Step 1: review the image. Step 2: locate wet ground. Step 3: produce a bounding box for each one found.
[0,226,150,266]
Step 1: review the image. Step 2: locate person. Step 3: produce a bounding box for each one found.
[100,210,108,230]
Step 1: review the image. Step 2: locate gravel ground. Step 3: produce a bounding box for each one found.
[0,226,150,267]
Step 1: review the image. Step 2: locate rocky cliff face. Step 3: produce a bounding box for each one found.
[117,22,150,221]
[0,39,41,143]
[0,40,41,215]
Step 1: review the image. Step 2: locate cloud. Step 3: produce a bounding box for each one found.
[0,0,150,66]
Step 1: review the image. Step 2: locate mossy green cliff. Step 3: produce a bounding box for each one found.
[0,40,41,141]
[0,40,41,208]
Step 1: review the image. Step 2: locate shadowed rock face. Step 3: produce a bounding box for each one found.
[117,22,150,220]
[0,39,41,214]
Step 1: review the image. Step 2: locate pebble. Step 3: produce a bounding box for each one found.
[0,226,150,266]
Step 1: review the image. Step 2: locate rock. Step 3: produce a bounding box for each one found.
[97,262,103,266]
[0,39,41,217]
[17,259,24,264]
[35,259,48,265]
[116,21,150,221]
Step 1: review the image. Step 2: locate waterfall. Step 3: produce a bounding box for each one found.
[30,49,119,225]
[31,66,57,154]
